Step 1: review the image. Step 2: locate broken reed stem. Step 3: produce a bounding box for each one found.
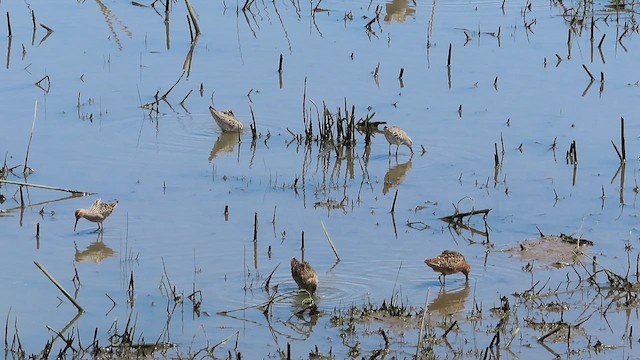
[620,117,626,162]
[582,64,595,80]
[320,220,340,261]
[302,77,307,125]
[611,140,622,162]
[447,43,452,67]
[23,101,37,176]
[278,53,283,73]
[6,12,11,38]
[301,231,305,262]
[442,320,458,338]
[249,101,257,140]
[4,307,10,349]
[0,179,91,195]
[398,67,404,80]
[415,288,431,357]
[391,189,398,213]
[271,205,277,224]
[31,10,36,34]
[598,34,606,48]
[184,0,201,36]
[253,212,258,242]
[180,90,192,106]
[34,261,84,313]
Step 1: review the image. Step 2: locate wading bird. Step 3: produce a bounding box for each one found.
[424,250,470,284]
[74,199,118,232]
[383,125,413,156]
[290,257,318,294]
[209,106,244,132]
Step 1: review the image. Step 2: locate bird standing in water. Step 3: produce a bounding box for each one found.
[290,257,318,294]
[383,125,413,156]
[424,250,470,284]
[74,199,118,232]
[209,106,244,132]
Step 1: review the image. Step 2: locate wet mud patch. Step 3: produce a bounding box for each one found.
[503,232,593,269]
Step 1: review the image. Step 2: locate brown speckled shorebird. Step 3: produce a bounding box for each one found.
[290,257,318,294]
[209,106,244,132]
[74,199,118,232]
[383,125,413,155]
[424,250,470,284]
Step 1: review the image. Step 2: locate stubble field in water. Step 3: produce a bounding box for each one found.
[1,0,640,358]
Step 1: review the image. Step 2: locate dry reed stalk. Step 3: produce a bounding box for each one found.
[391,189,398,213]
[301,231,305,262]
[302,77,307,125]
[253,212,258,242]
[442,320,458,338]
[320,220,340,261]
[23,101,37,177]
[6,12,11,37]
[582,64,595,80]
[180,90,192,106]
[416,288,431,358]
[598,34,606,48]
[620,117,626,161]
[34,261,84,313]
[0,179,91,195]
[184,0,201,36]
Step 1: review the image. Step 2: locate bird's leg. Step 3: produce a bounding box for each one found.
[388,144,392,156]
[438,274,444,285]
[395,145,400,156]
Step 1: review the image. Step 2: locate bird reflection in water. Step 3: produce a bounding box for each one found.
[74,233,115,264]
[383,158,412,195]
[384,0,416,24]
[208,131,241,162]
[428,283,470,315]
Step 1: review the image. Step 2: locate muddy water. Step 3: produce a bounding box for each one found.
[1,0,640,358]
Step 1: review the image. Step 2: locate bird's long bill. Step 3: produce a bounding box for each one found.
[74,218,79,231]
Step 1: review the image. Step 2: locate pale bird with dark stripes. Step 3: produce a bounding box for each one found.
[209,106,244,132]
[74,199,118,232]
[383,125,413,155]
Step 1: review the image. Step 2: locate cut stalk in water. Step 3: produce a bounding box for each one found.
[0,179,91,195]
[34,261,84,313]
[320,220,340,261]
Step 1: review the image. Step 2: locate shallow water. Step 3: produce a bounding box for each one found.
[2,0,640,358]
